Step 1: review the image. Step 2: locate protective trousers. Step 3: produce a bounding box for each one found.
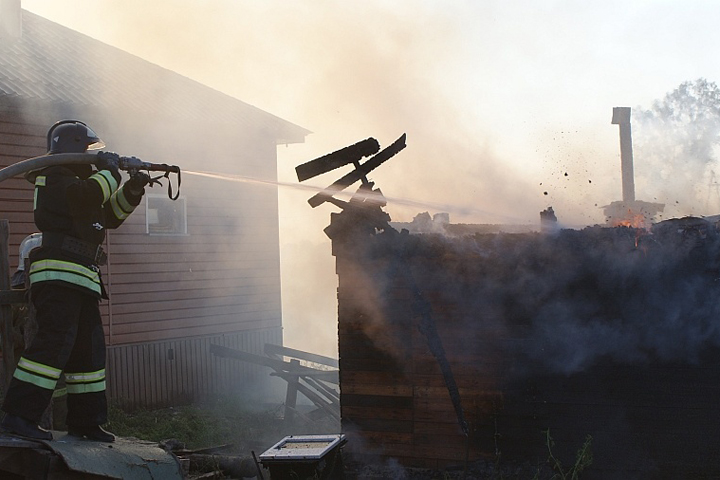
[2,284,108,427]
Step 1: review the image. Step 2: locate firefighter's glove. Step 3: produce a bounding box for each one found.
[95,151,120,175]
[126,171,151,196]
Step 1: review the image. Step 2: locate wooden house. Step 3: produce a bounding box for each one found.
[330,202,720,477]
[0,4,310,408]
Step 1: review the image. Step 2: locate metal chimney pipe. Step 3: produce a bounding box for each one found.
[611,107,635,203]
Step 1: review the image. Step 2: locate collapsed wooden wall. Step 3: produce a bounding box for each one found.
[332,207,720,477]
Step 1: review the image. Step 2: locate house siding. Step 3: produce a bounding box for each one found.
[103,164,283,346]
[107,327,282,409]
[0,113,46,267]
[1,103,290,408]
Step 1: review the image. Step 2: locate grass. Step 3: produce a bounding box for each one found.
[105,396,294,453]
[543,430,593,480]
[105,403,595,479]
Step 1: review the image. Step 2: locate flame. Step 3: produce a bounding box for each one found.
[609,209,650,230]
[608,209,652,249]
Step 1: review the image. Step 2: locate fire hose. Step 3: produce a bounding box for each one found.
[0,152,181,200]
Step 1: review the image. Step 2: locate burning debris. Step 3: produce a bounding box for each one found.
[602,200,664,229]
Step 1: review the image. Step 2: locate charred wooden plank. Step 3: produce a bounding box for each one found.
[308,134,406,207]
[209,344,339,383]
[296,137,380,182]
[264,343,339,368]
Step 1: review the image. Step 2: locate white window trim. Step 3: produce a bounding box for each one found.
[145,194,188,236]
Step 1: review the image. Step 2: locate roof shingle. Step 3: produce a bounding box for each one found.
[0,10,309,144]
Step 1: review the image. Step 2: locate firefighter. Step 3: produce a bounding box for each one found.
[1,120,150,442]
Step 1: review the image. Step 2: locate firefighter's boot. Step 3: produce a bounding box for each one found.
[1,413,53,441]
[67,424,115,443]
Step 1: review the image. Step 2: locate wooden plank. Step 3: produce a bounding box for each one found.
[126,345,138,408]
[110,280,280,298]
[308,134,406,207]
[155,342,165,406]
[106,260,279,275]
[341,406,413,422]
[0,289,25,305]
[199,339,209,397]
[414,421,486,436]
[112,314,280,341]
[161,341,170,405]
[109,268,279,285]
[264,343,339,368]
[0,143,45,158]
[108,232,279,246]
[342,417,413,434]
[150,343,160,406]
[110,292,279,315]
[185,340,195,399]
[0,182,33,197]
[108,217,279,235]
[109,240,278,255]
[411,374,501,391]
[110,301,280,326]
[0,119,47,136]
[0,201,33,213]
[337,333,405,357]
[112,320,275,345]
[0,131,55,146]
[349,440,479,464]
[414,386,503,399]
[100,251,278,266]
[412,402,470,424]
[0,220,14,388]
[340,383,413,397]
[341,370,410,385]
[209,344,339,382]
[339,357,406,373]
[109,284,277,305]
[0,211,35,223]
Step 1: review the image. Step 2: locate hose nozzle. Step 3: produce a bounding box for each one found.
[118,156,180,174]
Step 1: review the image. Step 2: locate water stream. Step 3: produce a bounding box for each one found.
[184,169,530,224]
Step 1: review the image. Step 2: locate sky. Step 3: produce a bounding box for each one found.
[21,0,720,357]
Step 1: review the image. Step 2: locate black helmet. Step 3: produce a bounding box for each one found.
[46,120,105,154]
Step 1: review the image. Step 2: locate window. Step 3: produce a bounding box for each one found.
[146,194,187,235]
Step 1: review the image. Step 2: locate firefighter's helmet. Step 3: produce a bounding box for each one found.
[46,120,105,154]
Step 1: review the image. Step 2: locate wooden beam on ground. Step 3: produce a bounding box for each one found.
[264,343,339,369]
[270,371,341,422]
[283,359,300,423]
[209,344,339,383]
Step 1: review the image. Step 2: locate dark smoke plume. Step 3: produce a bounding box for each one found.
[366,219,720,378]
